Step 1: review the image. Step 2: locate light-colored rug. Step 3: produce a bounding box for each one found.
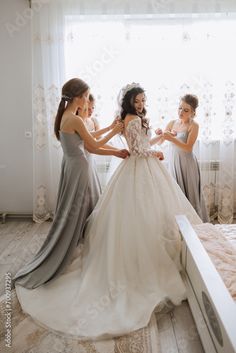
[0,290,160,353]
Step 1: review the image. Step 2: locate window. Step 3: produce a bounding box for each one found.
[65,14,236,140]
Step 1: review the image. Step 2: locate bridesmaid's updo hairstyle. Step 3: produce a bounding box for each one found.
[54,78,89,140]
[120,86,149,131]
[181,94,199,113]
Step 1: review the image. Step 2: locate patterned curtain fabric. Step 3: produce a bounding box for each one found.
[32,0,236,223]
[32,2,66,222]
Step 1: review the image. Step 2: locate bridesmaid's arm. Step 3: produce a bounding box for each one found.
[84,143,129,158]
[73,115,123,149]
[150,120,175,146]
[101,144,119,151]
[163,122,199,152]
[150,135,165,146]
[91,117,118,139]
[90,126,112,138]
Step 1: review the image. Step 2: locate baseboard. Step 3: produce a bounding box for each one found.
[0,213,33,223]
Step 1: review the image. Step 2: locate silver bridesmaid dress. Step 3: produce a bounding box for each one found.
[13,131,101,289]
[168,130,209,222]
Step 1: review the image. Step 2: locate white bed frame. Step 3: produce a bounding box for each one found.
[176,215,236,353]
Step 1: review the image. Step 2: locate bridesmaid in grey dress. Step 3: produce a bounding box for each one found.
[78,93,128,192]
[155,94,209,222]
[13,78,127,289]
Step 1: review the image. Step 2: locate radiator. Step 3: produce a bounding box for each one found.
[200,160,220,172]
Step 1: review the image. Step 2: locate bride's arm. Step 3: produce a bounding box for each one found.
[150,134,165,146]
[125,115,164,159]
[150,120,175,146]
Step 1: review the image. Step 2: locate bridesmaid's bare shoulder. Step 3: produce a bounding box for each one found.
[60,112,83,132]
[189,120,199,130]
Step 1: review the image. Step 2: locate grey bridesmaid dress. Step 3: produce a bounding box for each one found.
[84,120,102,195]
[13,131,101,289]
[168,130,209,222]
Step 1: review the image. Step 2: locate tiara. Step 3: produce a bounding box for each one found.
[117,82,142,109]
[120,82,141,99]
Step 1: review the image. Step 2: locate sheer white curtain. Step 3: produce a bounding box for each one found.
[65,15,236,223]
[32,1,66,222]
[32,0,236,223]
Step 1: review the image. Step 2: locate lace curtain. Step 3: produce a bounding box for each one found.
[32,0,236,223]
[32,2,66,222]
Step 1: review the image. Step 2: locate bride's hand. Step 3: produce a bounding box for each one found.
[154,151,164,160]
[155,128,163,136]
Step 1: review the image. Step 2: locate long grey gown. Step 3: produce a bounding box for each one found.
[84,119,102,195]
[168,130,209,222]
[13,131,101,289]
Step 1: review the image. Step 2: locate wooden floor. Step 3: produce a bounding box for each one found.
[0,220,204,353]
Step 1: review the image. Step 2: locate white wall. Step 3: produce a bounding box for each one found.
[0,0,32,213]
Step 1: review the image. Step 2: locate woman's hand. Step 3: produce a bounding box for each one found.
[154,151,164,160]
[111,121,124,135]
[110,116,121,129]
[163,131,174,141]
[155,128,163,136]
[113,149,130,159]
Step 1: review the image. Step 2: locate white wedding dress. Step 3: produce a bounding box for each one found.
[16,117,201,339]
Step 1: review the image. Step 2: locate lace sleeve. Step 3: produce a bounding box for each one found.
[125,118,157,157]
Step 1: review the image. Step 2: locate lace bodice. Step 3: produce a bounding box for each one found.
[125,117,156,157]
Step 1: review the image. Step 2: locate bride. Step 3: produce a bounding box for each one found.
[15,82,201,339]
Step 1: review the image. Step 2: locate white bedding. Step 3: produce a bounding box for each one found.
[193,223,236,301]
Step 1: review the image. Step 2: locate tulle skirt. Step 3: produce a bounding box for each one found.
[16,156,201,339]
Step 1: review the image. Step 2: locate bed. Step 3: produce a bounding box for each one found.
[176,215,236,353]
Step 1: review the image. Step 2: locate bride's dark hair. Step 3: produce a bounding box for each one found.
[120,87,149,131]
